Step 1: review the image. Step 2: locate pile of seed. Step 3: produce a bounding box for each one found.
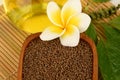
[22,37,93,80]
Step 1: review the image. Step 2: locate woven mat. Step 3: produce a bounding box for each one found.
[0,6,29,80]
[0,0,120,80]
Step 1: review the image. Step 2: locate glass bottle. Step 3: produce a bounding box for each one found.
[3,0,66,33]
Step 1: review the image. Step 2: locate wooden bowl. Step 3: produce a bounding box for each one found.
[18,33,98,80]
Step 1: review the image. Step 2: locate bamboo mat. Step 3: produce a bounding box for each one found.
[0,0,120,80]
[0,6,29,80]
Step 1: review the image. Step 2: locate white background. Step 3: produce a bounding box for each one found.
[0,0,120,7]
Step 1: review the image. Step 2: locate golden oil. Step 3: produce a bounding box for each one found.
[3,0,67,33]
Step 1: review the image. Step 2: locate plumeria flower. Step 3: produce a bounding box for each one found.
[40,0,91,47]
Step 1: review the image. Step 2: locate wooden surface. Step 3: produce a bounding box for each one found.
[0,0,120,80]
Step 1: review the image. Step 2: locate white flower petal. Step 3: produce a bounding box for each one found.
[47,2,62,27]
[40,26,65,41]
[61,0,82,24]
[78,13,91,33]
[60,25,80,47]
[110,0,120,7]
[67,13,81,27]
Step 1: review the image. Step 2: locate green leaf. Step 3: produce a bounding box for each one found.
[93,0,110,2]
[97,23,120,80]
[97,41,114,80]
[85,23,97,43]
[109,16,120,31]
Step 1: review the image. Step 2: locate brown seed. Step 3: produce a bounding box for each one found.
[22,38,93,80]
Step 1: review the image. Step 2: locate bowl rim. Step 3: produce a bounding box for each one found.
[18,33,98,80]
